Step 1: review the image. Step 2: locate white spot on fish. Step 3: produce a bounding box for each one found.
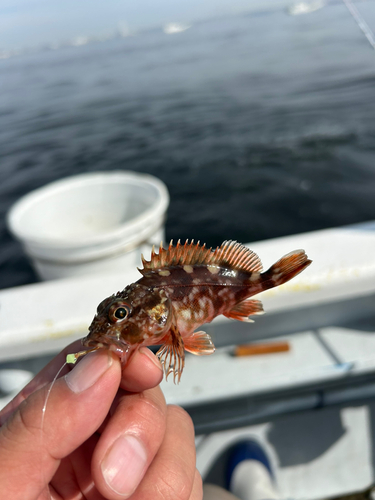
[183,265,194,273]
[159,270,171,277]
[197,308,205,319]
[273,273,282,282]
[181,309,192,320]
[199,297,207,309]
[249,272,260,282]
[207,265,220,274]
[221,268,237,278]
[193,278,201,285]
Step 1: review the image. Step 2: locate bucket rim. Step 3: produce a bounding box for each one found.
[6,171,169,250]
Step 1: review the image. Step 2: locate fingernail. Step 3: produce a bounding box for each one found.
[139,347,163,371]
[65,350,112,393]
[102,435,147,496]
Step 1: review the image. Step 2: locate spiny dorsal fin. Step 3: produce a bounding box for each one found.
[139,240,263,274]
[215,240,263,273]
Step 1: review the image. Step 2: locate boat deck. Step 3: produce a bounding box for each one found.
[1,221,375,498]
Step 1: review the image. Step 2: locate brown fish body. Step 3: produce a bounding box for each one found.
[82,240,312,382]
[138,265,261,336]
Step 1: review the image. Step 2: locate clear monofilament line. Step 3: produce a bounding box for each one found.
[343,0,375,50]
[40,361,67,500]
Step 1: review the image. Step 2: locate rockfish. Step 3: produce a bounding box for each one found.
[70,240,311,382]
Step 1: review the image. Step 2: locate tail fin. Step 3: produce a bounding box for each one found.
[263,250,312,288]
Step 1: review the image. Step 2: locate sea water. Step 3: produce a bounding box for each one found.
[1,3,375,289]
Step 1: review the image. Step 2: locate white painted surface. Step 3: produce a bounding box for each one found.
[320,326,375,369]
[161,332,335,407]
[248,221,375,312]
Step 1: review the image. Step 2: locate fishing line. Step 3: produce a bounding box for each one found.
[342,0,375,50]
[40,361,67,500]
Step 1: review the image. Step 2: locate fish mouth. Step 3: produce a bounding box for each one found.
[82,334,131,360]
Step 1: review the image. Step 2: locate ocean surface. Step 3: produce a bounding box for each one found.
[1,3,375,289]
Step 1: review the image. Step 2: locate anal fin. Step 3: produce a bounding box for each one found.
[184,331,216,356]
[223,299,264,322]
[156,324,185,383]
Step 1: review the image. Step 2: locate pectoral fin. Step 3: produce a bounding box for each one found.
[184,331,216,355]
[156,324,185,383]
[223,299,264,322]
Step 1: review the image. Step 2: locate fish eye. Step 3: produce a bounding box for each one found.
[109,303,131,323]
[114,307,128,320]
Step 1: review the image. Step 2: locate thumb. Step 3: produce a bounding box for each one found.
[0,350,121,500]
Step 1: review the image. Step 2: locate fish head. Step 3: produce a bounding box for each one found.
[82,284,173,357]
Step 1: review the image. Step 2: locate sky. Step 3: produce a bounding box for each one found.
[0,0,287,51]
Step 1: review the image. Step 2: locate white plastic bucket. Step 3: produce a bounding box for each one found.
[7,171,170,280]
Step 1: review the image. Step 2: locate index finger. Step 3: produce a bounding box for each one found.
[119,347,163,393]
[0,340,164,425]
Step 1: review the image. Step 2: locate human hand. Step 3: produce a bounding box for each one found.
[0,340,202,500]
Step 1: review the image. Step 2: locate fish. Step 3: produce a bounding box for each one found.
[68,240,312,382]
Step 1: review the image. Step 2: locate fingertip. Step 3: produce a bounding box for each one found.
[65,349,120,394]
[120,347,163,392]
[139,347,163,371]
